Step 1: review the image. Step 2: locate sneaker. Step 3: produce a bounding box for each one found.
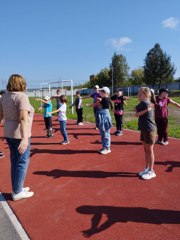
[0,151,5,158]
[113,130,118,135]
[141,170,156,180]
[156,140,162,144]
[98,148,104,153]
[23,187,30,192]
[78,122,83,125]
[116,131,123,136]
[60,141,70,145]
[162,141,169,146]
[12,190,34,201]
[99,148,111,154]
[138,168,149,177]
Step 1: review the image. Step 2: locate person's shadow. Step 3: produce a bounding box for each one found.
[76,205,180,237]
[155,160,180,172]
[34,169,137,179]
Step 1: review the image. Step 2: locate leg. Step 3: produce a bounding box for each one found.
[155,118,163,142]
[60,121,68,142]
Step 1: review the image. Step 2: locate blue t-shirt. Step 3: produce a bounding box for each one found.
[43,101,52,118]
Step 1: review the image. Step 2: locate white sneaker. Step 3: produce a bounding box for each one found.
[12,191,34,201]
[78,122,83,125]
[162,141,169,146]
[138,168,149,177]
[23,187,30,192]
[141,170,156,180]
[60,141,70,145]
[99,148,111,154]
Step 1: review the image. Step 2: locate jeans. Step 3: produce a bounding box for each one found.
[6,138,31,194]
[60,121,68,141]
[97,109,112,149]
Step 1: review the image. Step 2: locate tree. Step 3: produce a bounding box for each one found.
[109,52,130,90]
[130,67,145,85]
[144,43,176,88]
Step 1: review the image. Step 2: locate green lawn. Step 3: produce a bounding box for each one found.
[30,96,180,139]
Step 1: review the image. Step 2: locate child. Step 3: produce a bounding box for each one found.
[88,86,112,154]
[36,96,53,138]
[135,87,156,180]
[51,89,62,110]
[111,88,128,136]
[155,88,180,145]
[70,90,83,125]
[48,95,69,145]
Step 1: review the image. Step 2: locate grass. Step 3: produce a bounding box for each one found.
[29,96,180,139]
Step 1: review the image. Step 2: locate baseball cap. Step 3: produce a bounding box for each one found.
[44,96,50,101]
[76,90,80,94]
[94,85,99,89]
[159,88,169,94]
[99,86,110,95]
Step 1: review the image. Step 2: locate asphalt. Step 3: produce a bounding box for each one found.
[0,193,29,240]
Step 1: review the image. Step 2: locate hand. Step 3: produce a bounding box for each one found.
[18,138,28,154]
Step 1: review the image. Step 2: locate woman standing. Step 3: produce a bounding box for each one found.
[0,74,34,201]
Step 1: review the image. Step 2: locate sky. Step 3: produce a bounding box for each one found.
[0,0,180,89]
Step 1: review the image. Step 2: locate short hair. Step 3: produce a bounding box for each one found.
[60,95,67,103]
[6,74,26,92]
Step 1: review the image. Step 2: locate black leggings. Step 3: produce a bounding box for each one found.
[44,117,52,130]
[114,114,123,131]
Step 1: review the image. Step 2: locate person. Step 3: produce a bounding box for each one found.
[87,87,112,154]
[0,74,34,200]
[48,95,69,145]
[111,88,128,136]
[135,87,157,180]
[70,90,83,125]
[0,91,5,158]
[83,85,101,129]
[35,96,54,137]
[155,88,180,145]
[51,89,62,110]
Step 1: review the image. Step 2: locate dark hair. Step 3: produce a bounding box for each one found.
[159,88,168,95]
[76,90,80,94]
[59,95,67,103]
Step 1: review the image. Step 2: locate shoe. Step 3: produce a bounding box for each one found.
[78,122,83,125]
[116,131,123,136]
[23,187,30,192]
[12,190,34,201]
[141,170,156,180]
[98,148,104,153]
[138,168,149,177]
[156,140,162,144]
[0,151,5,158]
[95,127,99,130]
[113,131,118,135]
[60,141,70,145]
[99,148,111,154]
[162,141,169,146]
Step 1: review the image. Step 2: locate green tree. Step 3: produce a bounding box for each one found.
[109,52,130,90]
[96,68,111,87]
[130,67,145,85]
[144,43,176,88]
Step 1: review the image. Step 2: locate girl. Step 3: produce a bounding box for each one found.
[135,87,156,180]
[111,88,128,136]
[35,96,53,138]
[88,86,112,154]
[48,95,69,145]
[70,90,83,125]
[155,88,180,145]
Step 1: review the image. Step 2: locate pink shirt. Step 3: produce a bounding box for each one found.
[155,96,170,119]
[0,91,34,139]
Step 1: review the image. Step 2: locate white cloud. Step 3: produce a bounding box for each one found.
[162,17,179,29]
[106,37,132,50]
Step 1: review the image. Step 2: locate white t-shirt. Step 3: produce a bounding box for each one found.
[58,103,67,121]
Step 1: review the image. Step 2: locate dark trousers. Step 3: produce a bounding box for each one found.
[44,117,52,130]
[93,107,98,128]
[114,114,123,131]
[155,118,168,142]
[76,108,83,123]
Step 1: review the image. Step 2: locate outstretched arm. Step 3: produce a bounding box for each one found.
[35,98,48,104]
[169,98,180,108]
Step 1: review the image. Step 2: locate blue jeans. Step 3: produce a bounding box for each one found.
[6,138,31,194]
[97,109,112,149]
[59,121,68,141]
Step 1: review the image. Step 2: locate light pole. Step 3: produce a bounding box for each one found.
[111,66,114,94]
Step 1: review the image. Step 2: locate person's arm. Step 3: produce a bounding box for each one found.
[81,94,91,99]
[48,108,60,115]
[134,105,152,117]
[35,98,48,104]
[169,98,180,108]
[18,110,29,154]
[77,98,82,109]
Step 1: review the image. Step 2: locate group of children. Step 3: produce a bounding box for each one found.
[35,86,180,180]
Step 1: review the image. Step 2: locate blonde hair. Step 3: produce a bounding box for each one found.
[138,87,151,99]
[6,74,26,92]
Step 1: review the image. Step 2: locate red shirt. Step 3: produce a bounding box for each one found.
[155,96,170,119]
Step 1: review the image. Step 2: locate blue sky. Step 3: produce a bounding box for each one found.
[0,0,180,89]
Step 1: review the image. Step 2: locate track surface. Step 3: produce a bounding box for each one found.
[0,114,180,240]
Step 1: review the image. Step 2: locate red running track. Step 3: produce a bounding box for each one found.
[0,114,180,240]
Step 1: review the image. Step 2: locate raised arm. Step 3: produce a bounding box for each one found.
[169,98,180,108]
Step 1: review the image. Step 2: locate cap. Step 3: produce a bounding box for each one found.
[76,90,80,94]
[159,88,169,94]
[94,85,99,89]
[116,88,123,92]
[99,86,110,95]
[44,96,50,101]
